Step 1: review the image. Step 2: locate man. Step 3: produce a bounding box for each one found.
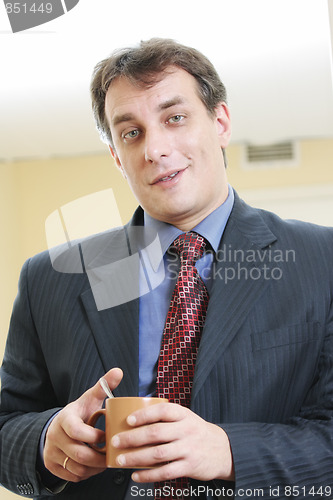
[0,38,332,500]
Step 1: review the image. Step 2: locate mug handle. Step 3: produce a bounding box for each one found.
[86,409,106,453]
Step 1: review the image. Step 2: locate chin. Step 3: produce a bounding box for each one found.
[149,198,194,223]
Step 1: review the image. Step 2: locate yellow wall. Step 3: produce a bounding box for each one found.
[1,153,138,340]
[1,137,333,499]
[0,165,21,357]
[227,138,333,189]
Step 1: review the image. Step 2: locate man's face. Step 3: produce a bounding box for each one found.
[105,67,231,230]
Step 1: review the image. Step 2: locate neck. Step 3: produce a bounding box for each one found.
[166,193,229,232]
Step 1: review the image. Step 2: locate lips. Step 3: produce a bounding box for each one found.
[151,168,185,185]
[159,171,179,182]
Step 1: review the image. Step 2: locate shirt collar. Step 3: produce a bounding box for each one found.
[193,184,234,252]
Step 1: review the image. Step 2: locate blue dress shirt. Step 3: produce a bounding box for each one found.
[138,186,234,397]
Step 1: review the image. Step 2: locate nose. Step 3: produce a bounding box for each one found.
[144,126,171,164]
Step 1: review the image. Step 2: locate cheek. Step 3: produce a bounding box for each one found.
[115,152,139,180]
[184,128,213,159]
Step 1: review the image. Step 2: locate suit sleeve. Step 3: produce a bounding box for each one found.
[221,318,333,499]
[0,258,63,497]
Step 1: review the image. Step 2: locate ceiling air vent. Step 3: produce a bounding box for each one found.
[243,141,298,169]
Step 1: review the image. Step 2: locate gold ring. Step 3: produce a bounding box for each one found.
[63,456,70,470]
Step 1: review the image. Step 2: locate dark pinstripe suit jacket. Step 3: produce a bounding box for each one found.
[1,191,333,499]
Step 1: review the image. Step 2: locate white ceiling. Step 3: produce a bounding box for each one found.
[1,0,333,162]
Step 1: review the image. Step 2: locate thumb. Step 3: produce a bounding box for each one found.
[80,367,123,413]
[95,367,123,402]
[102,367,124,396]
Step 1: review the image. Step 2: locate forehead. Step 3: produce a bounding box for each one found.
[105,67,202,124]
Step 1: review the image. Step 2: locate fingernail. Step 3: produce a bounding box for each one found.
[111,435,120,447]
[117,454,126,466]
[132,472,139,482]
[127,415,136,426]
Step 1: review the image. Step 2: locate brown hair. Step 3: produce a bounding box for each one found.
[90,38,228,150]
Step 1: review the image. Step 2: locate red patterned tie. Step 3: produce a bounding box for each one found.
[155,232,209,500]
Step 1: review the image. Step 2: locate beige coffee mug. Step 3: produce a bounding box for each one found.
[87,397,168,468]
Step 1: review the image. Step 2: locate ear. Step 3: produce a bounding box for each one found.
[214,102,232,148]
[108,145,127,179]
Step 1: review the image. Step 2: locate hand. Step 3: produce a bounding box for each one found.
[43,367,123,483]
[110,403,234,483]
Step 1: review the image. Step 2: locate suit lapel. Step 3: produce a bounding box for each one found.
[192,193,278,402]
[80,289,139,397]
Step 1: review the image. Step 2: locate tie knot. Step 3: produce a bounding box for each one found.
[173,232,207,266]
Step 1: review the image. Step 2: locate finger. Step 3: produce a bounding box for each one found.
[127,402,184,428]
[114,440,180,469]
[73,367,123,428]
[80,367,123,409]
[131,460,187,484]
[48,440,107,480]
[51,453,106,483]
[112,421,177,450]
[43,445,85,483]
[66,441,107,469]
[62,413,106,445]
[63,448,106,477]
[44,426,106,479]
[48,406,105,448]
[103,366,124,392]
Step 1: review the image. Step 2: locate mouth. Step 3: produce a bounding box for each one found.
[151,169,186,185]
[159,171,180,182]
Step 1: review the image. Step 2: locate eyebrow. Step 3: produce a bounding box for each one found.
[112,113,135,128]
[111,96,186,128]
[157,96,185,111]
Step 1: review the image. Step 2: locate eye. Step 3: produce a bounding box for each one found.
[168,115,184,124]
[123,129,140,140]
